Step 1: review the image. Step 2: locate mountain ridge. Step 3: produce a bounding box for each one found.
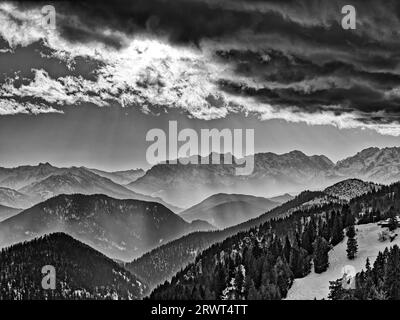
[126,147,400,208]
[0,164,179,212]
[0,193,213,261]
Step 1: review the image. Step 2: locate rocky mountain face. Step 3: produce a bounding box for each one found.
[335,147,400,183]
[127,147,400,208]
[0,194,213,261]
[0,233,146,300]
[180,193,280,229]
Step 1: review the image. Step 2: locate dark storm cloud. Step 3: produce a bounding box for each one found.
[14,0,394,47]
[0,40,103,83]
[6,0,400,128]
[217,49,400,113]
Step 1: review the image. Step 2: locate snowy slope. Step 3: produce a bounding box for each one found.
[286,223,400,300]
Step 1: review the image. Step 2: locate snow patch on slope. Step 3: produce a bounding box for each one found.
[286,223,400,300]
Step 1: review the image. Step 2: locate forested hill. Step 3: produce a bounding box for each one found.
[0,233,147,300]
[150,183,400,300]
[128,190,323,291]
[0,193,212,261]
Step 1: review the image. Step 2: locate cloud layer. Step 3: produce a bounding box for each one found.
[1,1,400,134]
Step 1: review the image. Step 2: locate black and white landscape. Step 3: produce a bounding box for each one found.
[2,0,400,302]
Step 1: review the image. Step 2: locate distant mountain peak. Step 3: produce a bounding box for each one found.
[38,162,53,167]
[288,150,306,156]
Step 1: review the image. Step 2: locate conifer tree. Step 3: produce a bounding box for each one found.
[331,214,344,246]
[247,281,260,300]
[283,235,291,262]
[346,224,358,260]
[301,224,314,254]
[234,266,245,298]
[214,265,227,298]
[384,245,400,299]
[313,236,330,273]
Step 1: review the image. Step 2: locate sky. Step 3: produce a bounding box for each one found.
[1,0,400,171]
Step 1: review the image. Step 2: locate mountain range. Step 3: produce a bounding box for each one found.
[1,147,398,211]
[88,168,145,185]
[126,147,400,208]
[0,194,214,261]
[0,163,179,212]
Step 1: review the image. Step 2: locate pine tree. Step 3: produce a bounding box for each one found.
[388,216,398,231]
[274,257,293,298]
[245,278,260,300]
[328,279,346,300]
[234,266,245,298]
[384,245,400,299]
[320,221,330,242]
[346,238,358,260]
[283,235,291,263]
[331,213,344,246]
[346,224,356,238]
[214,265,227,298]
[373,251,386,283]
[313,236,330,274]
[346,224,358,260]
[365,258,371,274]
[343,205,354,228]
[301,224,314,254]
